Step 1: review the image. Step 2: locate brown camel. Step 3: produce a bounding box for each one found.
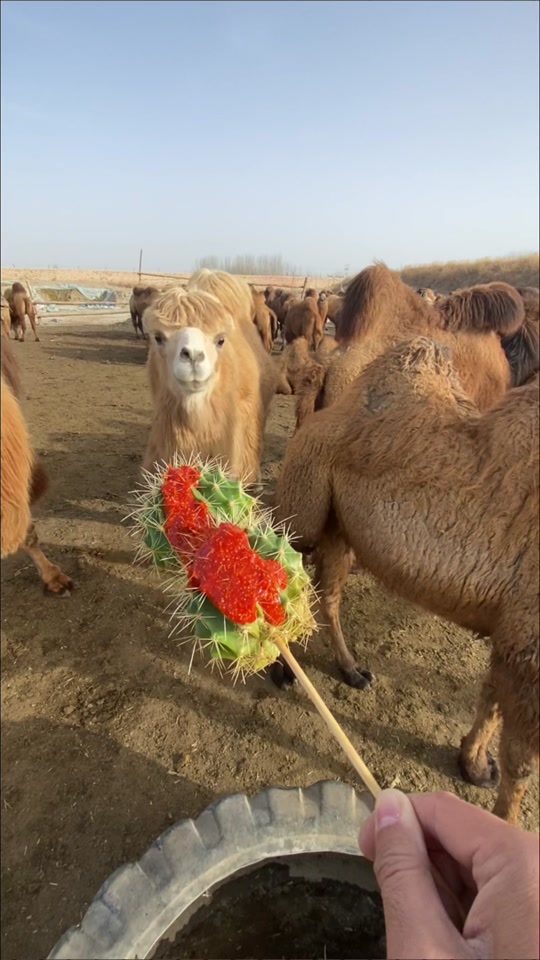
[295,264,531,428]
[276,336,339,394]
[1,330,74,595]
[283,297,324,352]
[266,290,299,341]
[143,272,276,482]
[130,285,160,339]
[275,336,539,824]
[6,282,40,342]
[251,289,277,352]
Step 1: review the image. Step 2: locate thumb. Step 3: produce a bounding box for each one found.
[366,789,464,960]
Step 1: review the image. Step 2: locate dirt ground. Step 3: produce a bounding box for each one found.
[1,322,538,960]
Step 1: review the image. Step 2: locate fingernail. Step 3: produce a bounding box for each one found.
[375,788,409,831]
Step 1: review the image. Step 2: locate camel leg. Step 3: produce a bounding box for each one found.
[13,319,25,342]
[28,313,40,342]
[315,528,374,690]
[458,667,502,788]
[493,716,537,823]
[22,522,74,597]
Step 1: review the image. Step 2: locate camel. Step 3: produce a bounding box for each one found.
[143,273,276,482]
[294,264,532,429]
[276,336,339,394]
[251,289,277,352]
[130,286,159,339]
[1,296,11,337]
[324,294,344,331]
[275,336,539,824]
[416,287,444,304]
[1,330,74,595]
[266,290,299,341]
[5,282,40,342]
[317,292,329,324]
[283,297,324,352]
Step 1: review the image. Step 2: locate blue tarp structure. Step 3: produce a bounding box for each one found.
[30,284,118,312]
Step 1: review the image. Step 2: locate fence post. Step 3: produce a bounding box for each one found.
[138,249,143,283]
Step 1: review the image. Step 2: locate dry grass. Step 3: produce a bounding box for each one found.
[401,254,539,294]
[1,255,538,302]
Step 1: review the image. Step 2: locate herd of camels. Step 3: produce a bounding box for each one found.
[1,263,538,824]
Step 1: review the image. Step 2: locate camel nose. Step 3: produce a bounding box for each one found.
[180,345,205,363]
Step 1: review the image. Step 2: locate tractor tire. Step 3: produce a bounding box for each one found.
[48,780,375,960]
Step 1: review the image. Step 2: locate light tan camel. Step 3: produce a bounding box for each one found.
[143,274,276,483]
[1,331,74,595]
[275,336,539,824]
[6,282,40,342]
[1,296,11,337]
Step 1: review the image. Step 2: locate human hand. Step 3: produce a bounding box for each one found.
[359,788,539,960]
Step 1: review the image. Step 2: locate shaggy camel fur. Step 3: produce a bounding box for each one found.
[130,286,159,339]
[6,282,40,342]
[251,289,277,352]
[1,331,74,594]
[143,276,276,482]
[283,297,324,352]
[295,264,529,427]
[276,337,539,823]
[187,270,278,392]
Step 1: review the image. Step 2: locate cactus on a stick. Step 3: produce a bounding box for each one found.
[129,456,317,678]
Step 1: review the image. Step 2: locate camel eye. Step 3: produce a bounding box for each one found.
[216,334,225,348]
[154,333,165,345]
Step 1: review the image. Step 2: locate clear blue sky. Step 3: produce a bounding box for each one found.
[1,0,538,274]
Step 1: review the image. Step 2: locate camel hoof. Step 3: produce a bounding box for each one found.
[43,574,75,598]
[342,666,375,690]
[458,743,500,789]
[269,658,297,690]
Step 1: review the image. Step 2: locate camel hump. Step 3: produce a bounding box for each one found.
[337,263,399,343]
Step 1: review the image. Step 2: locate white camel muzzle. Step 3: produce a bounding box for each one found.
[172,327,216,392]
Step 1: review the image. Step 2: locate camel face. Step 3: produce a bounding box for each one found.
[157,324,225,397]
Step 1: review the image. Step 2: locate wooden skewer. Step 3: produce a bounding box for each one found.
[274,636,467,928]
[275,636,382,797]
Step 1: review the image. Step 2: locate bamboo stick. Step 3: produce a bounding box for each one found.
[274,636,466,927]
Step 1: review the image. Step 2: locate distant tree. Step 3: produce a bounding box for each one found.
[194,254,304,276]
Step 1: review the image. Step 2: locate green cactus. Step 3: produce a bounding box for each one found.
[128,456,317,678]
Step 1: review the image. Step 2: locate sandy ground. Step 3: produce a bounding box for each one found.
[1,321,538,960]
